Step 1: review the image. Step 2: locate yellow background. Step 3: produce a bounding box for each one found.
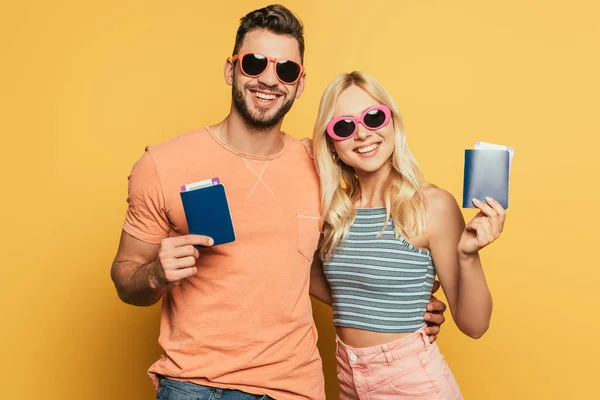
[2,0,598,399]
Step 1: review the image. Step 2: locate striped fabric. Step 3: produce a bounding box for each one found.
[323,208,435,333]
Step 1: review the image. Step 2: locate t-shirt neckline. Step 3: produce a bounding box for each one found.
[204,126,288,161]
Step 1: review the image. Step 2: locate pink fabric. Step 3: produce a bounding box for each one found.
[336,327,464,400]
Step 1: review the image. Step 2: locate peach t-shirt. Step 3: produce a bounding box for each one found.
[123,127,324,399]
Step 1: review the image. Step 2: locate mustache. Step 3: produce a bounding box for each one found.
[245,82,285,96]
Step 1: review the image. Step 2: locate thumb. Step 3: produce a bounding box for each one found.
[431,280,440,295]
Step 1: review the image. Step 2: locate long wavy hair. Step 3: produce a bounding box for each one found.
[313,71,429,260]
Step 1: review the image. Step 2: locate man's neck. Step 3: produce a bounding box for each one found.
[211,110,286,157]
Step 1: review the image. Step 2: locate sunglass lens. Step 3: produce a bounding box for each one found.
[241,53,268,76]
[276,60,301,83]
[363,109,387,129]
[333,120,356,138]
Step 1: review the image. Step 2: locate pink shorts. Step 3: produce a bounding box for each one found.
[335,326,464,399]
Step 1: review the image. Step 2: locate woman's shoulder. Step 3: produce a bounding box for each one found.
[420,183,461,219]
[421,184,456,206]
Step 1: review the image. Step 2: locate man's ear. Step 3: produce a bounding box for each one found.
[295,73,306,99]
[224,58,234,86]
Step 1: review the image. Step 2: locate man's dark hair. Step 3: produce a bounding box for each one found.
[233,4,305,63]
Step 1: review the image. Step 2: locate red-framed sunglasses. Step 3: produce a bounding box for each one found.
[231,52,305,84]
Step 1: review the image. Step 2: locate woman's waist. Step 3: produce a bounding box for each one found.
[331,304,428,346]
[335,325,423,348]
[335,325,436,366]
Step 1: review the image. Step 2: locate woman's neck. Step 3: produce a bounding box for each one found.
[354,164,391,208]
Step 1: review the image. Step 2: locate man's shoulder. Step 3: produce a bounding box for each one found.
[285,134,314,161]
[146,127,210,156]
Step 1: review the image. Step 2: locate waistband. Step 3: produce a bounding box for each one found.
[336,326,433,367]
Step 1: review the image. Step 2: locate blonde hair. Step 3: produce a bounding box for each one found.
[314,71,428,260]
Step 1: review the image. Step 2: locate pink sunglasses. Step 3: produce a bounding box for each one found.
[326,105,392,140]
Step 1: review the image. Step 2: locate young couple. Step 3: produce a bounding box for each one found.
[111,4,505,400]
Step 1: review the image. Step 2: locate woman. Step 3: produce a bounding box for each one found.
[310,71,506,399]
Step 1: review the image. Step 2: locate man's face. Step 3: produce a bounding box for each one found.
[226,29,305,130]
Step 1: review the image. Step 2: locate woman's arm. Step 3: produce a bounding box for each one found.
[426,188,505,339]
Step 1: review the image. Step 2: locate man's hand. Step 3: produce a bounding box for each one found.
[149,234,213,289]
[424,280,447,343]
[301,137,314,159]
[112,232,214,306]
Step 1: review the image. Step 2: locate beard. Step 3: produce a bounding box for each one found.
[232,76,297,131]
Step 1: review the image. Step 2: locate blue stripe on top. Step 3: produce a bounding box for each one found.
[323,208,435,333]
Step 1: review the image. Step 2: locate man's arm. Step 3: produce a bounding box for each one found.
[111,231,212,306]
[309,251,332,306]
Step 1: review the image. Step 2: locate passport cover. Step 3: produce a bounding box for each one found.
[462,149,509,209]
[180,184,236,249]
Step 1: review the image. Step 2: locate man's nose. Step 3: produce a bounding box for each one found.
[257,61,279,87]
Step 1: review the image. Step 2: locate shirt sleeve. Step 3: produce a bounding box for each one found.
[122,149,171,244]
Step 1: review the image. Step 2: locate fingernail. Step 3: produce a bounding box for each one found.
[424,314,430,321]
[485,196,495,202]
[208,238,214,246]
[472,198,480,204]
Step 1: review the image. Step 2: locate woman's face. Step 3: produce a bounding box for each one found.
[329,85,395,176]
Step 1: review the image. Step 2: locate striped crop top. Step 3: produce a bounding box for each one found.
[323,208,435,333]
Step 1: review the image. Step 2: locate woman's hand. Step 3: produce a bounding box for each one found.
[458,197,506,256]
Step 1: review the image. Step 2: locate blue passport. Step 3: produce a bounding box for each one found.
[462,149,510,209]
[180,181,236,249]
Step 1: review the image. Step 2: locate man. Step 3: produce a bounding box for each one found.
[111,5,446,400]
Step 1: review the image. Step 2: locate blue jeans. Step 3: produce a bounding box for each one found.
[156,378,275,400]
